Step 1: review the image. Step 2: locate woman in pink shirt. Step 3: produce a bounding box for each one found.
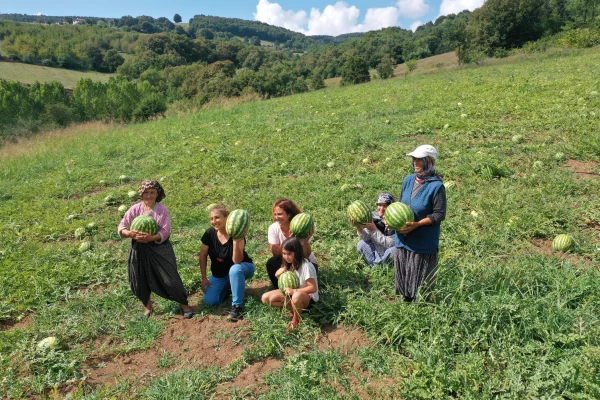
[118,180,194,318]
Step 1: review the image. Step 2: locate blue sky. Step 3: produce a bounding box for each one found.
[1,0,484,35]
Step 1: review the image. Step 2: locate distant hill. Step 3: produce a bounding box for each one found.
[310,32,365,45]
[189,15,321,51]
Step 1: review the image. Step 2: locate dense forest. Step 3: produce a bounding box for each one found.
[1,0,599,142]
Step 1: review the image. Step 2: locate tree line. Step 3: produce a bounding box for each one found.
[0,78,166,144]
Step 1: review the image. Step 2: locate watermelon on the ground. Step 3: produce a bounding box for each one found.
[131,215,159,235]
[347,200,371,225]
[128,190,138,200]
[79,242,92,253]
[226,209,250,239]
[552,234,574,252]
[74,227,86,239]
[37,336,58,350]
[118,205,128,216]
[384,202,414,230]
[279,271,300,294]
[290,213,313,239]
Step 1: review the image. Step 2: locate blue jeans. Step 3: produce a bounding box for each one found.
[357,240,394,267]
[203,262,255,307]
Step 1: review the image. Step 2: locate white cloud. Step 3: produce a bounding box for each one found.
[254,0,308,32]
[439,0,484,16]
[305,2,362,35]
[397,0,429,19]
[410,20,423,32]
[254,0,401,36]
[360,7,401,32]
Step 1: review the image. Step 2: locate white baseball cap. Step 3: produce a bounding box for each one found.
[406,144,438,160]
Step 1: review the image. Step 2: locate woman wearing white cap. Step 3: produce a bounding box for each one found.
[394,144,446,302]
[352,192,397,267]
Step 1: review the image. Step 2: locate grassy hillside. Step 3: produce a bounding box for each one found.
[0,60,114,89]
[1,47,599,398]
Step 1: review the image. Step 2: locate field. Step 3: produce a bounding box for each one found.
[0,47,114,89]
[1,46,600,398]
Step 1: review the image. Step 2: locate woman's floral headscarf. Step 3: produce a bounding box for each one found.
[138,180,166,202]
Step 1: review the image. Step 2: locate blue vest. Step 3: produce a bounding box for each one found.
[394,174,443,254]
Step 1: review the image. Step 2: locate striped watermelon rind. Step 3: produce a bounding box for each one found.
[384,202,414,230]
[226,209,250,239]
[290,213,314,239]
[347,200,371,225]
[130,215,159,235]
[279,271,300,293]
[552,234,574,252]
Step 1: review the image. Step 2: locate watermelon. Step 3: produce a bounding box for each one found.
[279,271,300,294]
[347,200,371,225]
[118,205,128,215]
[206,203,218,213]
[104,195,116,205]
[130,215,159,235]
[443,181,456,190]
[384,202,414,230]
[226,209,250,239]
[37,336,58,350]
[552,234,574,252]
[74,227,86,239]
[290,213,313,239]
[128,190,138,200]
[79,242,92,253]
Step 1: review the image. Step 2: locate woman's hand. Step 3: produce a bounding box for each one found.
[399,221,419,234]
[284,288,295,296]
[362,221,377,232]
[134,232,157,243]
[201,277,211,293]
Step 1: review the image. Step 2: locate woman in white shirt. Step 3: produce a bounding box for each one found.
[267,198,318,288]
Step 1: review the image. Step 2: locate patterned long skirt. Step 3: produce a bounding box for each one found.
[128,239,189,306]
[393,247,438,301]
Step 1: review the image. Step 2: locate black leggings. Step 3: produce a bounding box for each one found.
[266,256,319,289]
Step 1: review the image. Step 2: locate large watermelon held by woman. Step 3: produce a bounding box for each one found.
[290,213,313,239]
[384,202,414,231]
[130,215,159,235]
[226,209,250,239]
[279,271,300,294]
[347,200,371,225]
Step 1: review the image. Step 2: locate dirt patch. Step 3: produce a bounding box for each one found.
[85,315,247,387]
[0,314,32,331]
[529,238,595,268]
[318,323,372,354]
[215,358,284,399]
[564,160,600,180]
[245,279,272,299]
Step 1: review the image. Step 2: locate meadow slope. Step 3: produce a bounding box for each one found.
[1,47,599,398]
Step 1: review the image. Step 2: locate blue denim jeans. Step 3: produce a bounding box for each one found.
[203,262,255,307]
[357,240,394,267]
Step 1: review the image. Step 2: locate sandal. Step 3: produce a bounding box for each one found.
[144,309,154,319]
[183,310,195,319]
[286,319,299,334]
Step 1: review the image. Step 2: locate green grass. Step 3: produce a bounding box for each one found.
[0,61,114,89]
[1,46,600,398]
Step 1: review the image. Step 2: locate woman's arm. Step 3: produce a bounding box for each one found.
[199,244,211,292]
[299,227,314,259]
[287,278,317,296]
[270,243,282,257]
[232,237,245,264]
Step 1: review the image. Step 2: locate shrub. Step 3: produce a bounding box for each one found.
[133,94,167,122]
[43,104,74,127]
[41,59,55,67]
[406,60,418,73]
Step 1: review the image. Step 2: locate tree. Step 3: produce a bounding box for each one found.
[376,54,395,79]
[340,56,370,86]
[173,14,182,23]
[468,0,555,54]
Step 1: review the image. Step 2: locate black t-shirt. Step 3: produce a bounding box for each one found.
[372,212,396,236]
[201,227,253,278]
